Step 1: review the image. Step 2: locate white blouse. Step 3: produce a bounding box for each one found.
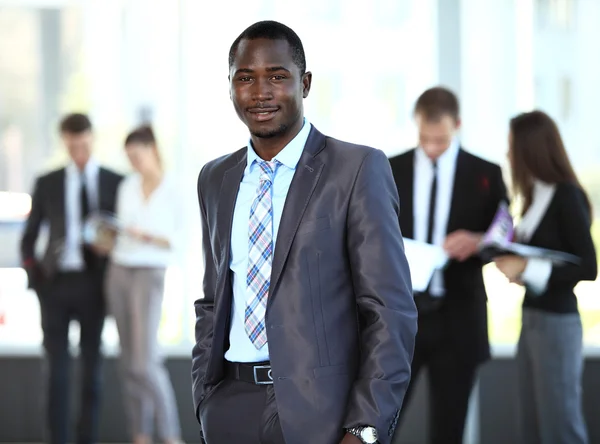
[515,180,556,295]
[111,173,181,268]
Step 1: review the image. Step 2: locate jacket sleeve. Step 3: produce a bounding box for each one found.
[20,177,45,288]
[545,183,598,288]
[20,177,44,263]
[342,149,418,441]
[191,165,217,423]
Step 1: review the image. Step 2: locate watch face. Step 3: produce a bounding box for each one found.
[360,427,378,443]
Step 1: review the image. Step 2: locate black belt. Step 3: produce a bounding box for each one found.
[225,361,274,385]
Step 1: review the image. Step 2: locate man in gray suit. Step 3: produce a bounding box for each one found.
[191,21,417,444]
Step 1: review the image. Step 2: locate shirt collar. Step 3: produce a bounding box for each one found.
[533,179,555,196]
[416,137,460,168]
[66,157,100,179]
[246,119,311,172]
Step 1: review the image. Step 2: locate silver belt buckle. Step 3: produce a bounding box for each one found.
[253,364,274,385]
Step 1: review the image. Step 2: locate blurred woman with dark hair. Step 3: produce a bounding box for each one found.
[105,125,182,444]
[495,110,597,444]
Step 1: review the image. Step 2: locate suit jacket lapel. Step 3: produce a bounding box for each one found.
[268,127,326,306]
[446,148,468,234]
[55,168,67,241]
[97,168,108,211]
[399,150,415,239]
[209,152,245,360]
[216,151,246,276]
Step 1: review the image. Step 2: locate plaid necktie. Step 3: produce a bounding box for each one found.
[245,160,278,349]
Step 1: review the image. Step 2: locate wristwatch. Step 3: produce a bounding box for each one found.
[346,425,378,443]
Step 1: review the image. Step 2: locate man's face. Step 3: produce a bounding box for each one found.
[415,113,460,161]
[229,38,311,141]
[62,130,93,170]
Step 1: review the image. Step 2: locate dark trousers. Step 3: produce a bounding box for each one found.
[37,271,105,444]
[395,310,478,444]
[199,377,285,444]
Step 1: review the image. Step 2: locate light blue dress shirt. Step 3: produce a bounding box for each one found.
[225,120,312,363]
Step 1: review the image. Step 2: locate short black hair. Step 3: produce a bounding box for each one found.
[59,113,92,134]
[228,20,306,75]
[414,87,460,122]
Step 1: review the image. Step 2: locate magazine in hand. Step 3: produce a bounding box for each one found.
[82,211,123,251]
[478,202,580,265]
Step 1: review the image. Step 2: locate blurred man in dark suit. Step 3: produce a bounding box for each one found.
[389,87,508,444]
[21,113,122,444]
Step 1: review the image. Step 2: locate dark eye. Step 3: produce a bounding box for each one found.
[271,75,286,81]
[238,76,252,82]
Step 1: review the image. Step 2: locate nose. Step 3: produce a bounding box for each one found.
[251,77,273,102]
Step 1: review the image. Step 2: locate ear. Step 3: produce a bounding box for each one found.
[302,71,312,99]
[455,117,462,131]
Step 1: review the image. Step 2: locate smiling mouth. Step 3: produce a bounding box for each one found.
[248,108,278,122]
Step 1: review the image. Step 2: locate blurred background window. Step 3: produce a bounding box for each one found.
[0,0,598,354]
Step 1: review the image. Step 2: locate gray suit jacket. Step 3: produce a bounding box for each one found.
[192,126,417,444]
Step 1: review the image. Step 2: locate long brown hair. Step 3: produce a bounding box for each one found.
[124,124,162,167]
[509,110,591,217]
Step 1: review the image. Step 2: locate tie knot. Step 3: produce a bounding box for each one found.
[257,160,278,182]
